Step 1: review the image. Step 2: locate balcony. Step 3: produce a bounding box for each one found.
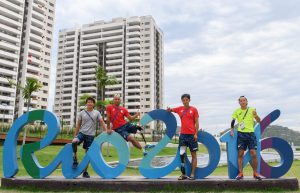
[80,50,98,57]
[30,32,43,43]
[126,49,141,55]
[80,56,97,62]
[126,43,141,49]
[106,59,122,65]
[126,95,140,99]
[0,6,22,20]
[127,25,141,31]
[31,25,44,36]
[28,48,41,58]
[126,37,141,43]
[0,39,19,51]
[79,62,97,68]
[126,62,140,68]
[106,52,123,59]
[81,44,98,51]
[126,68,140,73]
[106,41,123,47]
[106,47,123,53]
[31,15,44,28]
[106,65,123,73]
[31,9,44,21]
[0,58,18,68]
[0,22,21,35]
[101,35,123,42]
[0,14,22,28]
[0,49,18,60]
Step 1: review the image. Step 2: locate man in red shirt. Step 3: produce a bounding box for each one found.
[106,94,152,155]
[167,94,199,180]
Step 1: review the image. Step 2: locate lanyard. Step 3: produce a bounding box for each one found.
[180,107,190,119]
[242,108,249,120]
[111,107,120,124]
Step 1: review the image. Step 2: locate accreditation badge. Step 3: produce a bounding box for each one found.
[239,122,245,130]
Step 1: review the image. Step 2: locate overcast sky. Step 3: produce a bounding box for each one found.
[48,0,300,134]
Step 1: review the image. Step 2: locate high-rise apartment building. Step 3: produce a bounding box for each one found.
[54,16,163,129]
[0,0,56,123]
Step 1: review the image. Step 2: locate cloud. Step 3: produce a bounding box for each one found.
[49,0,300,133]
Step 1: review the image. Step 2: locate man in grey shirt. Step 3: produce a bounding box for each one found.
[72,97,106,178]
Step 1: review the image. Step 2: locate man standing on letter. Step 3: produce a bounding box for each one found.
[230,96,262,180]
[72,97,107,178]
[167,94,199,180]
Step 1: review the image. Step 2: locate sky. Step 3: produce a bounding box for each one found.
[48,0,300,134]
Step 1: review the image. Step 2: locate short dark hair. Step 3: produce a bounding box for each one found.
[181,94,190,100]
[86,97,95,104]
[238,96,247,101]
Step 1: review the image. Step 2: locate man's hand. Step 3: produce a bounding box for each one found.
[253,109,258,117]
[167,107,172,112]
[136,111,140,117]
[107,128,113,135]
[194,134,198,142]
[230,129,234,137]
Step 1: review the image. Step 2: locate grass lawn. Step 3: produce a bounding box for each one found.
[0,144,299,193]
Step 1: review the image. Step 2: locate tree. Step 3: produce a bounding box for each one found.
[95,66,118,157]
[78,94,91,108]
[8,77,42,145]
[95,66,118,103]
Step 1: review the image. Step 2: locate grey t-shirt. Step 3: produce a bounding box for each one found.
[77,110,102,136]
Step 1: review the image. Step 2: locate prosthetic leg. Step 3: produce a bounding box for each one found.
[178,146,188,180]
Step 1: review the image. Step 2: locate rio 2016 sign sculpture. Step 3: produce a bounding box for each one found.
[3,109,293,179]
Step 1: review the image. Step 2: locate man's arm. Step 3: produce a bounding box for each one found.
[127,111,140,122]
[74,119,81,137]
[194,117,199,141]
[230,119,235,137]
[99,117,107,132]
[106,113,112,134]
[253,109,261,123]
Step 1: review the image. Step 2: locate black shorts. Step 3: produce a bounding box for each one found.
[115,123,142,141]
[237,132,257,151]
[179,134,198,152]
[75,132,95,149]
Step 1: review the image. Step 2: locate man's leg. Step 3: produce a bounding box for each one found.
[238,149,244,173]
[190,151,197,179]
[71,135,82,169]
[250,149,257,172]
[82,136,94,178]
[127,135,142,150]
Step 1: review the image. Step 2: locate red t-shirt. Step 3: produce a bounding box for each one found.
[172,106,199,134]
[106,105,129,130]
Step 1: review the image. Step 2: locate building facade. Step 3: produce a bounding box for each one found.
[54,16,163,130]
[0,0,56,123]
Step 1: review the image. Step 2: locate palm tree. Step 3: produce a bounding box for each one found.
[95,66,118,157]
[8,77,42,145]
[95,66,118,102]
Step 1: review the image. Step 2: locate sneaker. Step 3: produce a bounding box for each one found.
[235,173,244,180]
[188,176,195,180]
[253,173,262,181]
[72,158,78,169]
[143,151,148,156]
[178,175,188,180]
[145,144,155,149]
[82,171,90,178]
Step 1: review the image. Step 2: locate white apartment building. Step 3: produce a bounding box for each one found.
[0,0,56,123]
[55,16,163,130]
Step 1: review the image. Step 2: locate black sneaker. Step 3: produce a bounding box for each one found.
[178,175,188,180]
[72,158,78,169]
[82,171,90,178]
